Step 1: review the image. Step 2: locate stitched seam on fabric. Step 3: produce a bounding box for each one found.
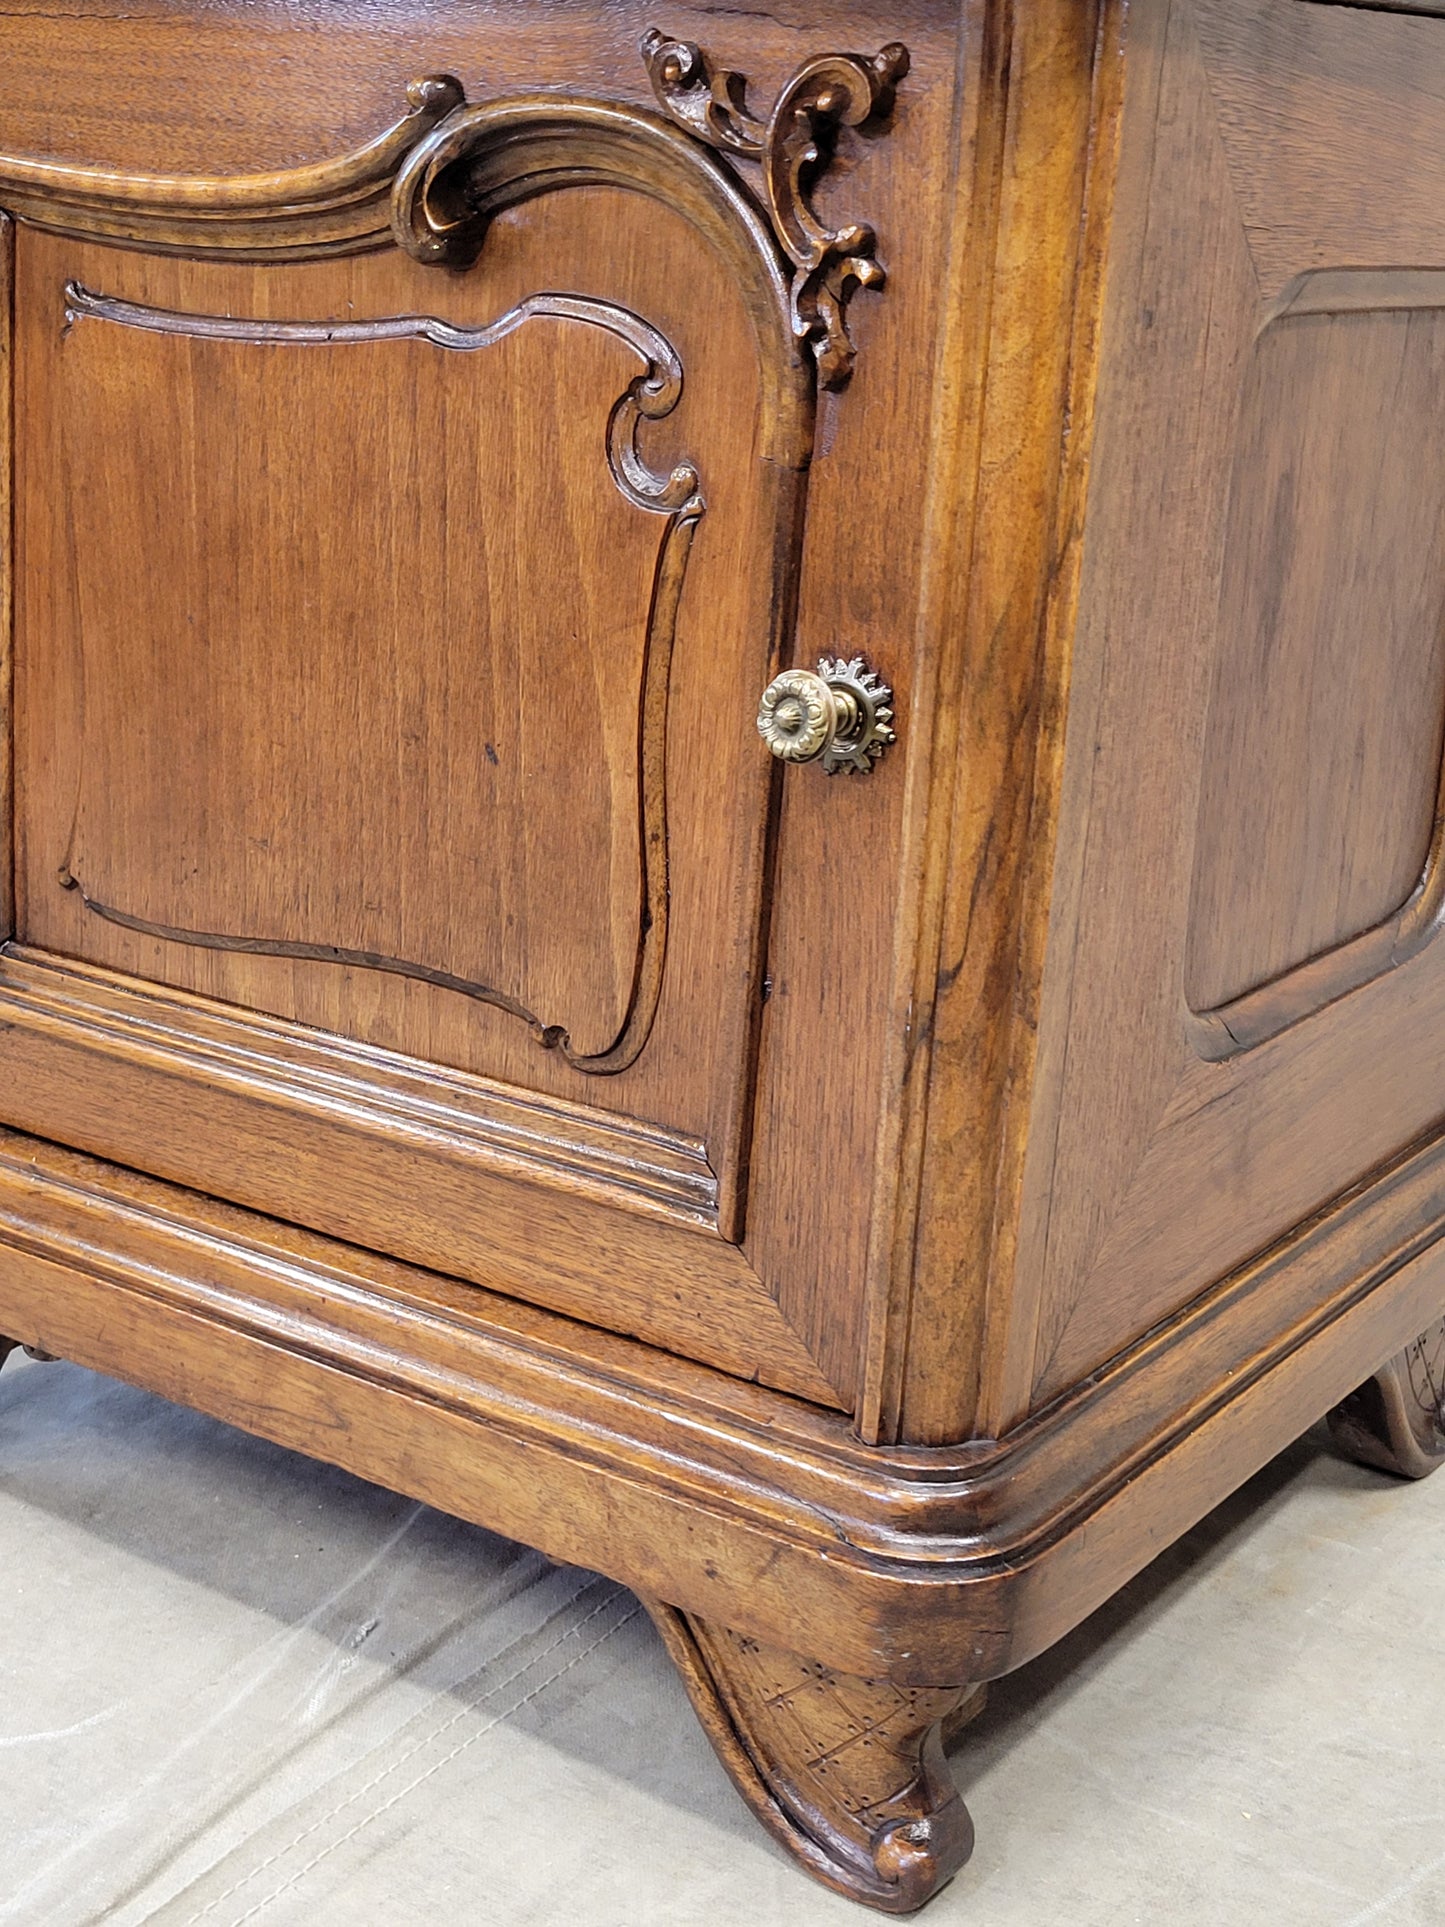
[184,1586,637,1927]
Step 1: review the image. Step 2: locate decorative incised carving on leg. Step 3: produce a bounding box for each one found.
[646,1601,977,1914]
[1328,1316,1445,1479]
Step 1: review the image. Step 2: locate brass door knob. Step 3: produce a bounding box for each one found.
[756,655,895,776]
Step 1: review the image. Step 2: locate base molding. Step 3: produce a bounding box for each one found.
[0,1123,1443,1684]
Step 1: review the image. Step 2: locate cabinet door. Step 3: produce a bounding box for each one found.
[0,15,944,1411]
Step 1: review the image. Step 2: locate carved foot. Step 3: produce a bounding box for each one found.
[0,1339,61,1373]
[646,1601,978,1913]
[1328,1316,1445,1479]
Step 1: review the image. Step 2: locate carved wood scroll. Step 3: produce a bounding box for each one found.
[394,35,906,393]
[392,93,810,467]
[640,32,910,388]
[0,76,466,257]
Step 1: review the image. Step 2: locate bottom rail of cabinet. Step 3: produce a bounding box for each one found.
[2,1125,1444,1909]
[0,1122,1441,1683]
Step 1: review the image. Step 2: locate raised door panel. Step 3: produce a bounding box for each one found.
[17,218,755,1093]
[1007,0,1445,1414]
[1185,294,1445,1023]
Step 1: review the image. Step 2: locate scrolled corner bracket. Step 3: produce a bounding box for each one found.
[641,28,909,389]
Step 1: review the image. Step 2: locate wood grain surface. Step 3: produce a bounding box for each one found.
[1000,0,1445,1424]
[0,0,970,1414]
[0,0,1443,1904]
[1187,302,1445,1016]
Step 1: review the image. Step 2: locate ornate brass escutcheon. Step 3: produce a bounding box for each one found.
[756,655,895,775]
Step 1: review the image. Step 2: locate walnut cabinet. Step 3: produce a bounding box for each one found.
[1,0,1444,1910]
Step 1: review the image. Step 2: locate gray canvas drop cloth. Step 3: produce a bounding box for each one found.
[1,1352,1442,1927]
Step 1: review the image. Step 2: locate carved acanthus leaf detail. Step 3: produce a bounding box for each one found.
[641,29,909,388]
[636,32,768,156]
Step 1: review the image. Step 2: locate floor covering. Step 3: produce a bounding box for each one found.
[2,1351,1441,1926]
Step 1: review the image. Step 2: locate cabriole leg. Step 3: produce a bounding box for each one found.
[645,1600,980,1914]
[0,1339,62,1375]
[1328,1316,1445,1480]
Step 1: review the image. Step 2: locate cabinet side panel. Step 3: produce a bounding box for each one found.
[1186,305,1445,1015]
[1016,0,1445,1413]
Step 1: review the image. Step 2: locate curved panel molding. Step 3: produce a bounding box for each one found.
[391,90,816,461]
[61,280,703,518]
[0,75,464,257]
[392,35,907,401]
[58,283,703,1077]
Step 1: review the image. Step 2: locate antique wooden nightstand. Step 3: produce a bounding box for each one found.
[0,0,1442,1909]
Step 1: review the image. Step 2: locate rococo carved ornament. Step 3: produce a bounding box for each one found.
[389,36,908,393]
[640,30,910,388]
